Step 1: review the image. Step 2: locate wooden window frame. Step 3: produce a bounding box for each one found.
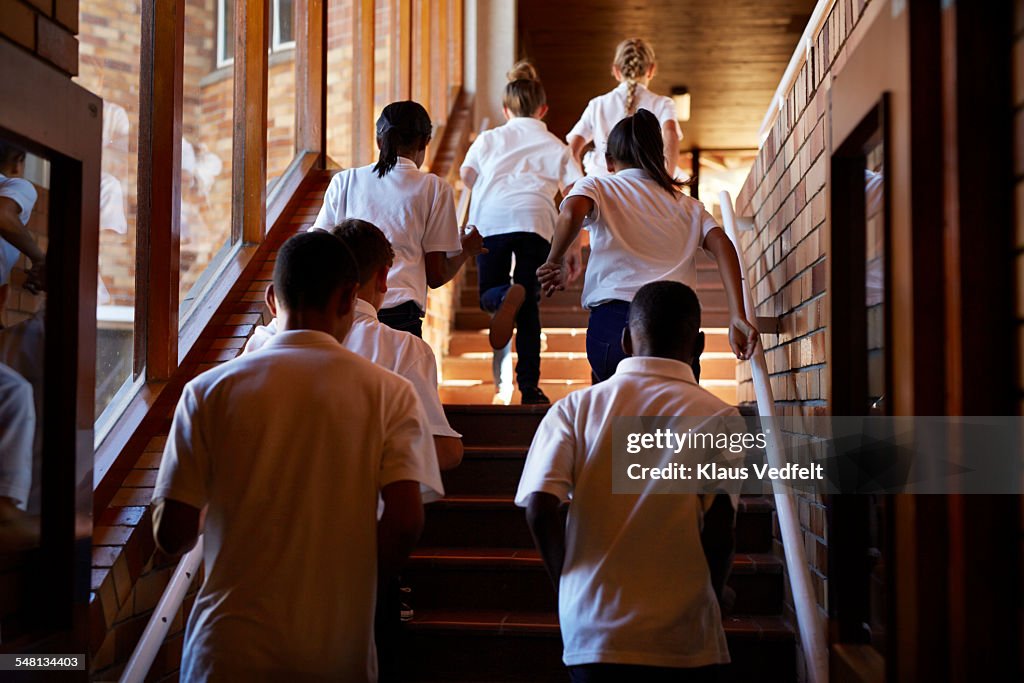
[95,0,328,497]
[0,39,102,640]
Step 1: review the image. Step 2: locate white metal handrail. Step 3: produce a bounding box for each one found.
[719,191,829,683]
[119,536,204,683]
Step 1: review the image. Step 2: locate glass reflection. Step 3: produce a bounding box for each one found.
[0,141,47,554]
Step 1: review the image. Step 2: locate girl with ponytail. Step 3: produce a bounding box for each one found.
[537,109,758,382]
[313,101,485,338]
[566,38,681,178]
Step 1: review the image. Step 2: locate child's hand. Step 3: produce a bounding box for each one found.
[461,226,487,257]
[536,259,567,297]
[729,315,759,360]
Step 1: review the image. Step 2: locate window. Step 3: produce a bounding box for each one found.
[326,0,356,169]
[75,0,144,427]
[218,0,296,68]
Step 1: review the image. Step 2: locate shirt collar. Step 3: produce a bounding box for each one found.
[615,81,649,95]
[353,298,379,320]
[615,168,651,180]
[505,117,547,131]
[261,329,340,349]
[394,156,420,170]
[615,356,698,385]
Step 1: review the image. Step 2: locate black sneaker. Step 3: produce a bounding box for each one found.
[520,386,550,405]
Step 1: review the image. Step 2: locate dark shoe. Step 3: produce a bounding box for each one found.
[489,283,526,349]
[520,386,550,405]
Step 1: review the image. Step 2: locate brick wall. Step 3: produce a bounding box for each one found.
[0,0,79,76]
[733,0,875,676]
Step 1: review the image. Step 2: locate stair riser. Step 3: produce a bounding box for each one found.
[442,457,527,496]
[448,330,734,357]
[422,504,775,554]
[440,381,736,406]
[443,356,738,383]
[445,410,546,448]
[405,563,783,615]
[405,630,795,683]
[456,308,733,331]
[461,262,724,289]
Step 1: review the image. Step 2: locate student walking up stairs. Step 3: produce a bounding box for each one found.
[402,405,798,682]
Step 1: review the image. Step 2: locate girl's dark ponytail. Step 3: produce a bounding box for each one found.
[606,108,684,195]
[373,101,433,178]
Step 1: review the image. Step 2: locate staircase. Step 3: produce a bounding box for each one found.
[402,406,797,682]
[439,249,740,405]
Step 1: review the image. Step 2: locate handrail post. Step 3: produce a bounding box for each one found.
[119,536,205,683]
[719,191,829,683]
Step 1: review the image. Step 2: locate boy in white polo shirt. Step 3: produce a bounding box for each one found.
[0,143,45,320]
[244,219,463,471]
[460,62,583,405]
[517,281,737,682]
[153,231,442,682]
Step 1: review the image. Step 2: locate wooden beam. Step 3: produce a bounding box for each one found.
[296,0,326,158]
[411,0,430,106]
[354,0,376,164]
[232,0,270,244]
[433,0,448,119]
[135,0,184,380]
[397,0,412,100]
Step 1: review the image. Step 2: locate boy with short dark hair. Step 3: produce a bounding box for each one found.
[153,231,442,682]
[517,281,739,683]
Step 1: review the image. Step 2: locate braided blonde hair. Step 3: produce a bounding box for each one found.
[612,38,656,116]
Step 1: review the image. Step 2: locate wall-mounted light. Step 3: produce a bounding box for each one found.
[671,85,691,122]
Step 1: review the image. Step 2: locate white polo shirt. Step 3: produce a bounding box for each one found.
[516,356,737,669]
[312,159,462,312]
[0,173,38,284]
[567,84,679,177]
[244,299,460,442]
[154,330,443,682]
[564,169,719,309]
[461,117,582,240]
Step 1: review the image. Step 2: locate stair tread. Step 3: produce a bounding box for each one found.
[409,548,783,574]
[409,608,795,640]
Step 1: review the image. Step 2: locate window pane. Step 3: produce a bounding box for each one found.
[447,0,461,105]
[327,0,355,169]
[374,0,392,123]
[221,0,235,65]
[75,0,141,421]
[268,0,297,189]
[278,0,295,45]
[181,0,235,316]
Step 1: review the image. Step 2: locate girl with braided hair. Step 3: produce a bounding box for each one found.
[566,38,682,178]
[539,109,758,382]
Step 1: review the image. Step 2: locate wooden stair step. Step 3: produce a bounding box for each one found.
[447,328,735,356]
[405,549,784,615]
[443,352,738,383]
[404,609,796,683]
[423,496,776,554]
[441,379,736,406]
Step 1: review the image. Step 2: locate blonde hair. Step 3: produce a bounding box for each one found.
[612,38,657,116]
[503,60,546,117]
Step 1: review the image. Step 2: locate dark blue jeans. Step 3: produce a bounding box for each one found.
[477,232,550,389]
[378,300,423,338]
[586,300,631,382]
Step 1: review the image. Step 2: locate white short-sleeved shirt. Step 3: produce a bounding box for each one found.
[0,173,38,284]
[244,299,460,442]
[154,330,443,682]
[0,363,34,510]
[461,117,583,240]
[312,159,462,312]
[516,356,737,669]
[564,169,719,309]
[567,83,680,177]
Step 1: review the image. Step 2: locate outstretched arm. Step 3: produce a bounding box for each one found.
[537,196,593,297]
[567,135,587,171]
[662,120,681,176]
[702,227,759,360]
